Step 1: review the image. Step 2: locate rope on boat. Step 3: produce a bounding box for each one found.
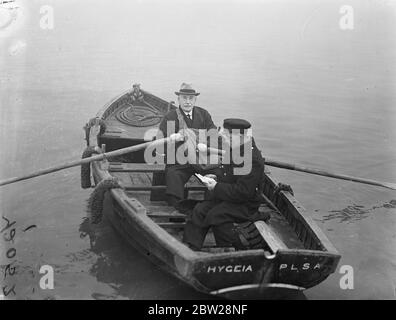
[87,177,123,224]
[81,146,99,189]
[115,104,164,127]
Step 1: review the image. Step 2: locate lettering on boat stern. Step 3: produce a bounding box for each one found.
[278,262,322,272]
[277,256,334,273]
[206,264,253,273]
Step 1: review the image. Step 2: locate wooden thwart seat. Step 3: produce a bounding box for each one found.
[108,162,206,200]
[109,162,165,172]
[125,185,206,191]
[157,222,185,229]
[147,211,186,219]
[254,220,287,253]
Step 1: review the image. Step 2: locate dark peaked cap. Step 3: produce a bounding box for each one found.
[223,118,251,131]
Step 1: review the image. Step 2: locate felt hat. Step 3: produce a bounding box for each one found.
[175,83,200,96]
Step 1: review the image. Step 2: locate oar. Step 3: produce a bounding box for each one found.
[0,137,172,187]
[1,139,395,191]
[264,159,396,191]
[199,145,396,191]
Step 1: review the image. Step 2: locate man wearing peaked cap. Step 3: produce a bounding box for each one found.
[183,118,271,251]
[223,118,251,131]
[156,83,217,208]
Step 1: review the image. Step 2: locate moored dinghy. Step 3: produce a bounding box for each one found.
[83,84,341,299]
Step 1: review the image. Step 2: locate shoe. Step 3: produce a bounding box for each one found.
[234,222,267,250]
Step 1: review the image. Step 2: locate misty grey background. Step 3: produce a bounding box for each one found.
[0,0,395,299]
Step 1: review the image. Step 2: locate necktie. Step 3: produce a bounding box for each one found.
[187,113,192,120]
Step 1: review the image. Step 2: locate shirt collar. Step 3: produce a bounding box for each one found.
[180,107,193,118]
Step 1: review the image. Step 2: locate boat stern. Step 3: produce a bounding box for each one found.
[183,247,340,299]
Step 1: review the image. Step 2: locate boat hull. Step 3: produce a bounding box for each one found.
[87,87,341,299]
[93,164,339,299]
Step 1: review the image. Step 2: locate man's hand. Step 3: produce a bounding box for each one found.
[202,177,217,191]
[197,143,207,153]
[169,132,184,142]
[204,174,217,180]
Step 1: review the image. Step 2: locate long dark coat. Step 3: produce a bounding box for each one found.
[158,106,216,135]
[157,106,217,199]
[190,138,267,227]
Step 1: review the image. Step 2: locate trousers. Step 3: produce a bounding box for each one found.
[182,200,246,250]
[165,164,221,199]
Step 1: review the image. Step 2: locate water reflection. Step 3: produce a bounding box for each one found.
[78,215,213,300]
[322,200,396,223]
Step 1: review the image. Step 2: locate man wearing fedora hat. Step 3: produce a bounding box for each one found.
[157,83,217,208]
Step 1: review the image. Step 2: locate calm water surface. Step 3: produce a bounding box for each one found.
[1,0,395,299]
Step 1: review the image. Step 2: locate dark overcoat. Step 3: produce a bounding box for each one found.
[190,138,267,227]
[158,106,216,139]
[157,106,216,199]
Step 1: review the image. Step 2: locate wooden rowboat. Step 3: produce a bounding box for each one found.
[84,86,341,299]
